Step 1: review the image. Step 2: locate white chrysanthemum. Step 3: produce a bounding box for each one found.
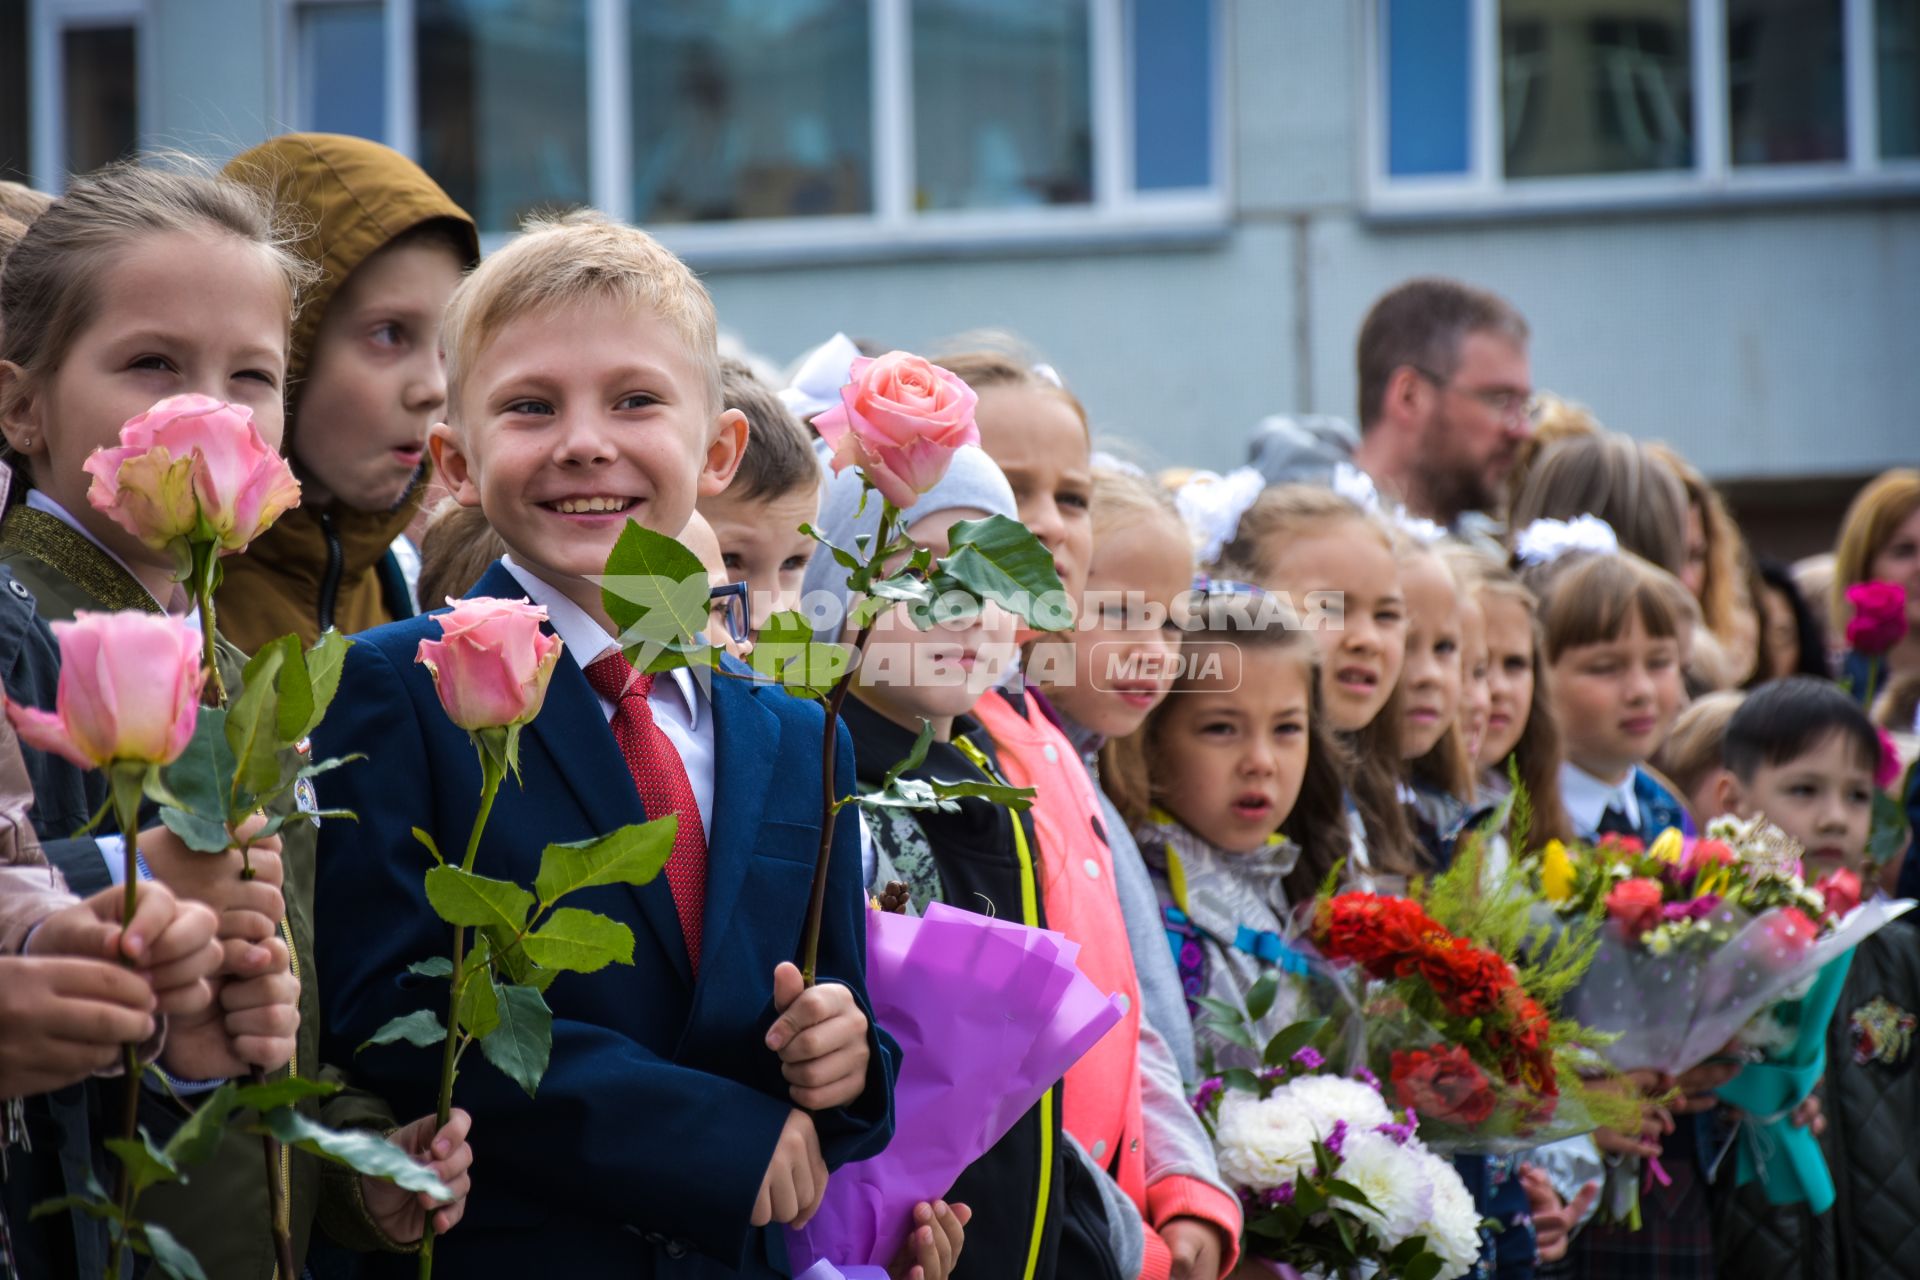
[1211,1092,1320,1191]
[1329,1130,1432,1247]
[1736,1009,1797,1057]
[1278,1074,1393,1134]
[1407,1149,1484,1279]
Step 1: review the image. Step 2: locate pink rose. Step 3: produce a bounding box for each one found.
[1764,906,1819,961]
[1815,868,1863,919]
[1681,837,1736,877]
[1876,727,1902,791]
[811,352,980,509]
[416,598,563,732]
[1606,877,1666,940]
[1844,581,1908,657]
[5,611,203,768]
[84,394,302,558]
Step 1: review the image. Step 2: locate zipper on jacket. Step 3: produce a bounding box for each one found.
[316,511,344,634]
[952,739,1051,1280]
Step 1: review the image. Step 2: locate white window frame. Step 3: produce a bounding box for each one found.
[29,0,151,192]
[356,0,1229,263]
[1362,0,1920,218]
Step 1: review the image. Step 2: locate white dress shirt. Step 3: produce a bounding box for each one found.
[500,557,714,840]
[1559,760,1641,840]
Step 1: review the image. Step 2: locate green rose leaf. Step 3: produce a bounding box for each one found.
[1262,1017,1329,1069]
[29,1192,120,1223]
[256,1109,452,1200]
[876,720,936,793]
[522,907,636,974]
[299,629,351,739]
[359,1009,447,1053]
[103,1131,181,1196]
[533,821,675,905]
[227,1077,340,1114]
[157,710,239,850]
[923,776,1035,812]
[483,926,558,993]
[229,639,293,799]
[1244,971,1280,1024]
[1869,787,1911,866]
[140,1222,210,1280]
[159,806,233,856]
[269,635,316,745]
[408,956,454,979]
[597,520,710,674]
[747,611,849,698]
[923,514,1072,632]
[413,827,446,866]
[478,983,553,1097]
[424,865,536,932]
[457,961,502,1039]
[161,1083,239,1170]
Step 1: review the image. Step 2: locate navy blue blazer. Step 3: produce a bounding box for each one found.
[311,562,896,1278]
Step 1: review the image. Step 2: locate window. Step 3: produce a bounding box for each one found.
[62,24,139,175]
[1371,0,1920,212]
[291,1,386,141]
[338,0,1218,254]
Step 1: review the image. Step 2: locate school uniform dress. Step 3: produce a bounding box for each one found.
[1559,762,1712,1280]
[311,559,895,1278]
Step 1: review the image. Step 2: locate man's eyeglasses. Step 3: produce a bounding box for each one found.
[708,582,750,645]
[1409,365,1531,422]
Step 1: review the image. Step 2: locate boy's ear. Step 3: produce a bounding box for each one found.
[1710,768,1747,821]
[427,422,483,508]
[697,408,750,499]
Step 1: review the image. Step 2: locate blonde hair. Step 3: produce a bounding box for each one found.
[0,159,314,479]
[1504,391,1601,517]
[932,335,1090,434]
[1508,431,1690,577]
[1090,464,1184,545]
[1215,484,1417,874]
[417,498,507,607]
[441,209,722,423]
[1833,468,1920,623]
[0,181,53,228]
[1654,690,1745,808]
[1441,542,1572,847]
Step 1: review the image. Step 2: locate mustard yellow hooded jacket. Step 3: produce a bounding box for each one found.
[218,134,478,654]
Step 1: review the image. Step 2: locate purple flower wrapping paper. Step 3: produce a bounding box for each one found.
[786,902,1125,1271]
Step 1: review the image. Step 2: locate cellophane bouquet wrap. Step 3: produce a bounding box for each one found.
[1190,1008,1482,1280]
[1295,839,1636,1156]
[1531,817,1912,1077]
[784,903,1123,1273]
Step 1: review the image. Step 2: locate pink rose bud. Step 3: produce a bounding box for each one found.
[811,352,981,509]
[84,394,302,557]
[1844,580,1908,658]
[1605,877,1665,940]
[5,611,204,768]
[1814,867,1863,919]
[416,597,564,732]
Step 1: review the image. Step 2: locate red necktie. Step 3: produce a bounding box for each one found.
[585,650,706,974]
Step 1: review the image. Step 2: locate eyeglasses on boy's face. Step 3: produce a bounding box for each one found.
[708,582,751,645]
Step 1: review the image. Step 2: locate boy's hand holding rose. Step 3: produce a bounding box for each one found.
[766,960,871,1111]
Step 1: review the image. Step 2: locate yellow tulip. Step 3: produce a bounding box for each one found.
[1650,828,1685,864]
[1542,839,1575,904]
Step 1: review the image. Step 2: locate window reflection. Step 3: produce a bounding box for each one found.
[629,0,871,223]
[913,0,1093,211]
[418,0,592,233]
[1880,0,1920,158]
[1502,0,1694,178]
[1728,0,1846,165]
[1,0,27,183]
[63,25,139,176]
[297,2,386,141]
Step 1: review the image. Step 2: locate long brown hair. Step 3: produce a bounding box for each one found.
[1509,432,1690,579]
[1445,543,1572,848]
[1215,485,1418,875]
[1833,468,1920,624]
[1109,594,1353,904]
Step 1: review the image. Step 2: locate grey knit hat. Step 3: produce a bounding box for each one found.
[799,443,1018,640]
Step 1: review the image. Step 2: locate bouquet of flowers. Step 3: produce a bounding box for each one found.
[1533,817,1911,1076]
[1191,1009,1483,1280]
[1292,836,1634,1155]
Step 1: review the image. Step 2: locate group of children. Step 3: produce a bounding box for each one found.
[0,134,1916,1280]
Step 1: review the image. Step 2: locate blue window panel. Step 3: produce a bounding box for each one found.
[1132,0,1213,190]
[299,2,387,142]
[1385,0,1471,176]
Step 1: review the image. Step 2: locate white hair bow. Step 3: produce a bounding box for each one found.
[1330,462,1383,514]
[778,332,864,424]
[1175,466,1267,565]
[1513,514,1620,566]
[1393,511,1448,547]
